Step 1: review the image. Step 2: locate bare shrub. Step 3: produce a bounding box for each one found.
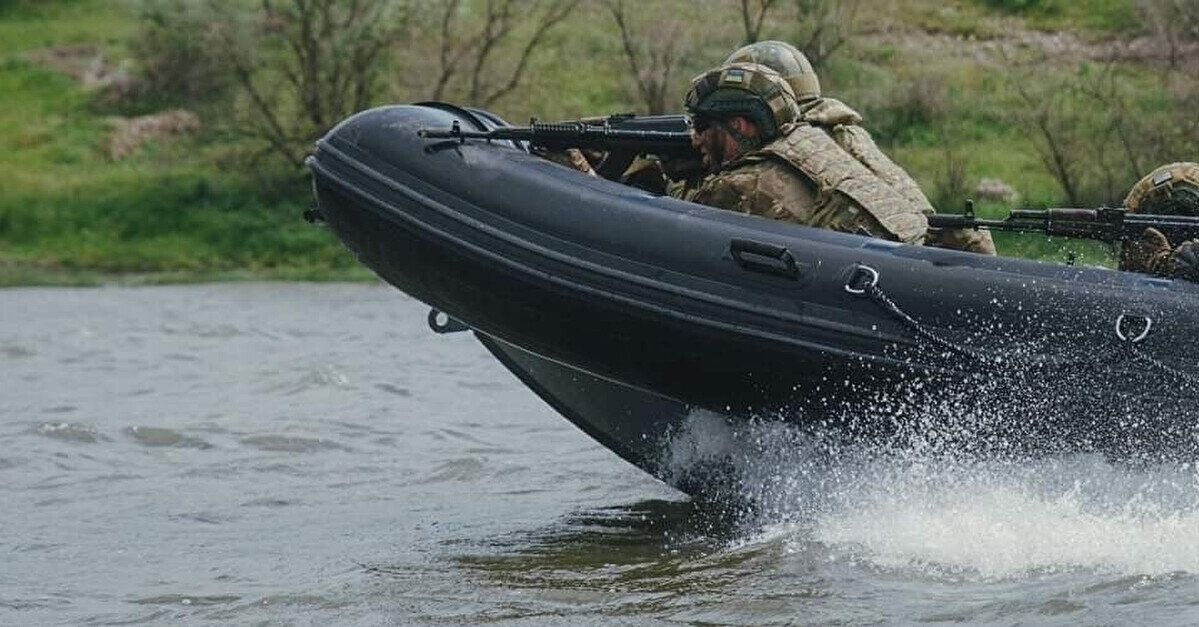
[794,0,861,70]
[1002,49,1097,206]
[740,0,780,44]
[932,125,970,211]
[1003,36,1199,208]
[605,0,691,114]
[209,0,416,168]
[428,0,580,107]
[861,73,950,145]
[1001,43,1197,206]
[1074,61,1150,202]
[1137,0,1199,72]
[129,1,251,107]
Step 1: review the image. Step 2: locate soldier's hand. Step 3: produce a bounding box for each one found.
[562,148,598,177]
[1121,227,1173,274]
[1171,240,1199,282]
[659,156,705,182]
[536,147,598,177]
[620,158,668,195]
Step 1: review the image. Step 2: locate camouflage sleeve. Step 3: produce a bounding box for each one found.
[925,226,998,255]
[538,148,597,176]
[688,161,820,222]
[621,157,668,195]
[686,163,774,218]
[831,124,936,214]
[1168,240,1199,282]
[687,172,752,212]
[666,174,706,202]
[1120,227,1174,274]
[806,191,908,241]
[687,161,908,242]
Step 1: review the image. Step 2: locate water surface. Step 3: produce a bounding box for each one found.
[4,283,1199,625]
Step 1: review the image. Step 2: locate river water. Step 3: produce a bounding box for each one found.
[4,282,1199,625]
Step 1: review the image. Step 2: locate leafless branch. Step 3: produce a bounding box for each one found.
[605,0,688,114]
[1003,49,1087,205]
[795,0,860,70]
[741,0,779,44]
[212,0,413,168]
[1138,0,1199,73]
[430,0,579,107]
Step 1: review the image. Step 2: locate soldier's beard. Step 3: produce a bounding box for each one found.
[701,145,721,174]
[702,132,733,174]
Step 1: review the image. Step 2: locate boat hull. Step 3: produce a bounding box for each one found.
[307,103,1199,480]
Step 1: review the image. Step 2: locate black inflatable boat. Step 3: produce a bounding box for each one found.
[307,103,1199,491]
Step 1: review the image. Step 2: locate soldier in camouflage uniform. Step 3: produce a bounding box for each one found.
[675,61,928,244]
[1120,162,1199,282]
[722,41,996,255]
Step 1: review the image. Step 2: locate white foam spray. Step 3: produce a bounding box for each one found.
[660,407,1199,580]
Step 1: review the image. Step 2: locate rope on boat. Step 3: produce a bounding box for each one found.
[844,264,1001,368]
[1125,345,1199,387]
[846,264,1199,388]
[1114,314,1199,388]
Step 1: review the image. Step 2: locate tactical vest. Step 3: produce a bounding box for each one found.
[827,124,935,214]
[801,97,935,214]
[754,121,928,243]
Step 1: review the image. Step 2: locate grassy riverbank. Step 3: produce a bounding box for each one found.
[0,0,367,285]
[0,0,1181,285]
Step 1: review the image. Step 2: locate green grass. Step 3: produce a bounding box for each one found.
[0,0,1173,284]
[0,0,133,55]
[0,170,358,270]
[0,0,362,284]
[1006,0,1140,34]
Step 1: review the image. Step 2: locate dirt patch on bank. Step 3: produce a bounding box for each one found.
[106,110,201,160]
[26,44,132,90]
[26,45,201,160]
[869,28,1199,66]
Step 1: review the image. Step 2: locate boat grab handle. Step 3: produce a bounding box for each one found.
[729,238,801,280]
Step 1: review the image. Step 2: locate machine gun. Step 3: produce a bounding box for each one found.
[929,202,1199,244]
[419,113,699,180]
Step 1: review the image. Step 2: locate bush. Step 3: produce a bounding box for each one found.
[121,0,254,110]
[859,74,950,146]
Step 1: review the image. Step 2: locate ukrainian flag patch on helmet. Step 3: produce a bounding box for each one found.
[724,68,744,84]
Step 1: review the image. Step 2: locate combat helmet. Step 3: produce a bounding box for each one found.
[684,62,799,146]
[1124,162,1199,216]
[724,40,820,103]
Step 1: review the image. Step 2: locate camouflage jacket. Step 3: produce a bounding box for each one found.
[673,115,927,243]
[676,156,915,241]
[672,99,996,252]
[1123,232,1199,281]
[802,98,996,255]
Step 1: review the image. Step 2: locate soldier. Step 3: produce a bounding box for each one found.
[722,40,996,255]
[675,61,928,244]
[1120,162,1199,282]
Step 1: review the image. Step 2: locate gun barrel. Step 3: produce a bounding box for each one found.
[418,128,493,139]
[418,122,695,158]
[1010,208,1099,222]
[927,214,1020,231]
